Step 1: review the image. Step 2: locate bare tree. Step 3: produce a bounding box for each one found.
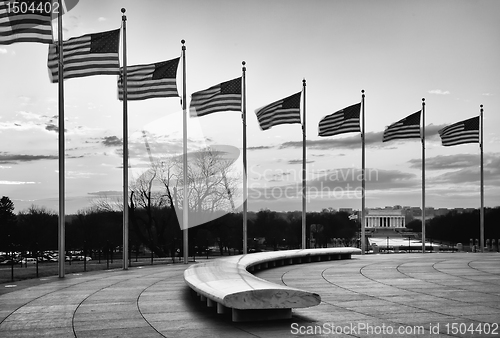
[89,146,240,257]
[91,194,123,212]
[173,146,239,214]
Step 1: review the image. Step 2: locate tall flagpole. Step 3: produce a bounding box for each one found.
[57,0,65,278]
[360,90,365,255]
[182,40,188,264]
[121,8,129,269]
[302,79,307,249]
[242,61,248,254]
[480,104,484,252]
[421,98,426,253]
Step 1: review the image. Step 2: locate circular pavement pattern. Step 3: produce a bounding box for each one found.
[0,253,499,337]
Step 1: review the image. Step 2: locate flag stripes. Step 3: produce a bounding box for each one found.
[383,111,421,142]
[255,92,301,130]
[190,77,241,117]
[0,0,53,45]
[118,58,179,100]
[47,28,120,83]
[318,102,361,137]
[438,116,479,146]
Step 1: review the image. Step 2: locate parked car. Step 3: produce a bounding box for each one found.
[0,259,18,265]
[20,257,37,264]
[74,255,92,261]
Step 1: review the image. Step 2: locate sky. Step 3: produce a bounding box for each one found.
[1,0,499,215]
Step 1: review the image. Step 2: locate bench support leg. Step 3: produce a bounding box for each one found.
[217,303,229,314]
[231,308,292,322]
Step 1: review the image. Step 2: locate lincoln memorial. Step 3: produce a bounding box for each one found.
[365,209,406,229]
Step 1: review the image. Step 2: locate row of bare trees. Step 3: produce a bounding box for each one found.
[90,146,240,257]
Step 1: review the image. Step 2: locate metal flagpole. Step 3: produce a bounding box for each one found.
[480,104,484,252]
[182,40,188,264]
[57,0,65,278]
[242,61,248,254]
[360,90,365,255]
[302,79,307,249]
[421,98,426,253]
[121,8,129,269]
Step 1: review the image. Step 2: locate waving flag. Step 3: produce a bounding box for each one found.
[383,111,421,142]
[0,0,53,45]
[438,116,479,146]
[255,92,301,130]
[118,58,179,100]
[190,77,241,116]
[47,28,120,82]
[318,102,361,137]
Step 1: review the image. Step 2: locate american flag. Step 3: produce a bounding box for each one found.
[118,58,180,101]
[318,102,361,137]
[383,111,421,142]
[254,92,301,130]
[190,77,241,117]
[0,0,53,45]
[47,28,120,83]
[438,116,479,146]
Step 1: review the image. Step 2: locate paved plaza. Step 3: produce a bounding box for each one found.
[0,252,499,337]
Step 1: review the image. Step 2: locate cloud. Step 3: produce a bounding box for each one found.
[102,136,122,147]
[428,154,500,186]
[281,124,448,151]
[0,181,37,185]
[98,17,107,22]
[62,15,80,33]
[428,89,451,95]
[409,154,478,170]
[126,132,185,159]
[87,190,122,196]
[66,170,104,179]
[429,167,481,186]
[425,124,448,139]
[247,168,419,207]
[409,153,500,173]
[0,48,7,54]
[267,171,292,182]
[281,132,379,150]
[308,168,418,190]
[248,145,274,150]
[45,123,59,133]
[0,153,58,164]
[482,93,493,96]
[288,159,314,165]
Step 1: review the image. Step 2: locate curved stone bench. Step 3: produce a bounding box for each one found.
[184,247,360,322]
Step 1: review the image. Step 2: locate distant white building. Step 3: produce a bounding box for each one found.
[365,208,405,229]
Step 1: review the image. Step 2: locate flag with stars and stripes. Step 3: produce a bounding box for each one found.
[254,92,301,130]
[47,28,120,83]
[118,58,180,101]
[438,116,479,146]
[0,0,53,45]
[383,111,421,142]
[318,102,361,137]
[189,77,241,117]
